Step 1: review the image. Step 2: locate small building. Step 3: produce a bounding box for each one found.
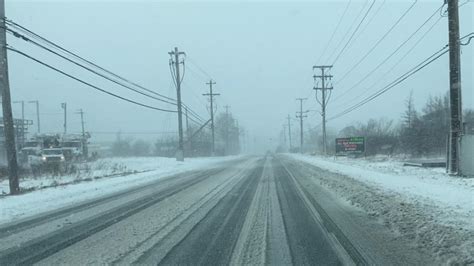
[0,117,33,166]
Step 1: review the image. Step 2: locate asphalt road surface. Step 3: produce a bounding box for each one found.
[0,155,428,265]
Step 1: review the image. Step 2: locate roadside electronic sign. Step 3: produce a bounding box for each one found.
[335,137,365,155]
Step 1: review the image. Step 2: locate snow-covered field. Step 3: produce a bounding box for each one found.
[286,153,474,264]
[0,156,240,225]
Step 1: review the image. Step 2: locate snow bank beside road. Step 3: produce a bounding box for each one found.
[287,154,473,226]
[286,153,474,264]
[0,157,231,194]
[0,156,240,225]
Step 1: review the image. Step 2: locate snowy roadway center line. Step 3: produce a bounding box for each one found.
[0,156,241,226]
[285,154,474,217]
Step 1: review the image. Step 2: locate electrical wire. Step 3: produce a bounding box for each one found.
[182,104,206,123]
[5,19,177,103]
[8,47,178,113]
[4,19,234,129]
[7,23,206,121]
[331,3,443,103]
[6,27,178,106]
[333,15,444,110]
[459,0,473,8]
[168,58,205,123]
[335,0,418,85]
[315,0,352,64]
[348,0,387,46]
[186,56,213,80]
[332,0,377,65]
[328,46,450,120]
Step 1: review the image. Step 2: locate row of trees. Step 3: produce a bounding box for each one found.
[299,91,473,157]
[110,111,242,157]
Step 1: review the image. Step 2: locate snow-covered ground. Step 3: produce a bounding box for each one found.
[286,153,474,264]
[0,156,240,225]
[287,153,473,227]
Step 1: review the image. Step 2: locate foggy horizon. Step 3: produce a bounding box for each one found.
[5,0,473,152]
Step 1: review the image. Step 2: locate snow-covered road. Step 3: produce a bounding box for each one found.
[0,156,241,225]
[0,154,470,265]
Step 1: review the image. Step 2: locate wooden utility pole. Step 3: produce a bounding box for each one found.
[61,102,67,134]
[169,47,185,161]
[313,65,333,155]
[203,79,219,155]
[0,1,20,194]
[287,114,292,152]
[77,109,88,158]
[28,100,40,133]
[446,0,462,175]
[296,98,308,154]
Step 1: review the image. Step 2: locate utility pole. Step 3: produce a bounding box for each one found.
[28,100,40,133]
[446,0,463,175]
[169,47,186,161]
[287,114,292,152]
[0,0,20,194]
[313,65,333,155]
[61,102,67,135]
[13,100,24,146]
[76,109,88,158]
[296,98,308,154]
[203,79,219,155]
[224,105,230,155]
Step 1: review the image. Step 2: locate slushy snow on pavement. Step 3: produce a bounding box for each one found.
[0,156,240,225]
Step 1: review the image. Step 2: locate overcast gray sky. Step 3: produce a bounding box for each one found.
[5,0,473,149]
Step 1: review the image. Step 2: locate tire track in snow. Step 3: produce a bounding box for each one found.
[230,157,291,265]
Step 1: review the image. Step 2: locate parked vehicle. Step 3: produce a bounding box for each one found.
[40,148,66,164]
[61,133,90,161]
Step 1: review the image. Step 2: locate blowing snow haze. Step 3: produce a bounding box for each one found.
[1,1,474,265]
[5,0,474,152]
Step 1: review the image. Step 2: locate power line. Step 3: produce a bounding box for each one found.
[328,45,450,121]
[8,47,178,113]
[5,19,177,103]
[332,0,377,65]
[6,27,179,107]
[315,0,352,64]
[183,105,205,125]
[186,56,213,80]
[181,70,212,109]
[6,19,206,125]
[335,0,418,85]
[333,14,444,110]
[348,0,387,46]
[331,3,443,103]
[326,0,370,64]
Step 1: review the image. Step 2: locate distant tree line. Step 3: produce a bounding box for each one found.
[302,91,474,157]
[110,112,242,157]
